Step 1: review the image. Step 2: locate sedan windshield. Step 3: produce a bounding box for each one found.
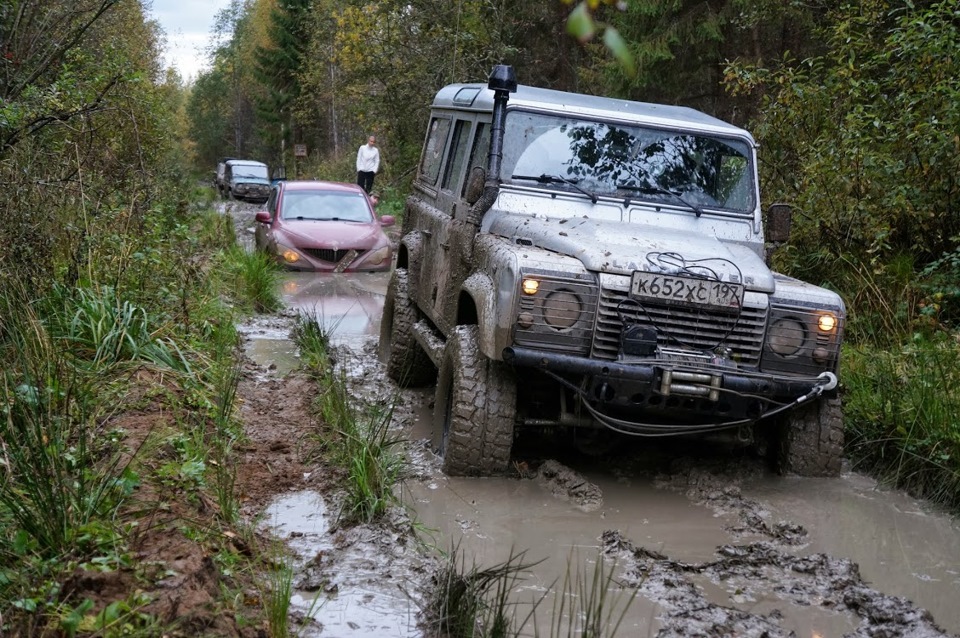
[501,111,756,213]
[280,190,373,222]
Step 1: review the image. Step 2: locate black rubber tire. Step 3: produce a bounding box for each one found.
[775,394,843,477]
[434,325,516,476]
[379,268,434,387]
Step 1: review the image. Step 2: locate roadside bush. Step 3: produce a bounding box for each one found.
[842,337,960,510]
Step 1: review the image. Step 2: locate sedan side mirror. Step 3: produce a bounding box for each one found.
[255,211,271,223]
[766,203,792,243]
[379,215,396,227]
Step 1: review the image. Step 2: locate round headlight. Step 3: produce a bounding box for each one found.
[543,290,581,330]
[768,318,806,356]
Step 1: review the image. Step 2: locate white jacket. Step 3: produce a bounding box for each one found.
[356,144,380,172]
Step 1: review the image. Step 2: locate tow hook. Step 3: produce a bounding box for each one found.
[660,369,722,401]
[795,371,839,406]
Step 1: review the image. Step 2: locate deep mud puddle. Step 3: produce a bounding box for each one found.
[228,239,960,636]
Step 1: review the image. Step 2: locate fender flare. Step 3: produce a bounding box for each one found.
[398,230,424,293]
[461,271,499,360]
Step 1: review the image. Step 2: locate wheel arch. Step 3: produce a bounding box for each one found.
[460,272,502,361]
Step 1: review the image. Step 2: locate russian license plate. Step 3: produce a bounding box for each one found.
[630,271,743,310]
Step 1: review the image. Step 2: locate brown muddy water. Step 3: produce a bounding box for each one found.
[239,260,960,636]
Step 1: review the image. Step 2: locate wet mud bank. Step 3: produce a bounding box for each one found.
[224,200,960,637]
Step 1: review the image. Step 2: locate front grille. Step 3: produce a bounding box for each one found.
[592,275,768,366]
[303,248,364,263]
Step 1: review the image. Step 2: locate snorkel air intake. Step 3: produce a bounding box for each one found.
[467,64,516,226]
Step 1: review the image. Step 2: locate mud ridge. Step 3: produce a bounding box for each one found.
[603,530,953,637]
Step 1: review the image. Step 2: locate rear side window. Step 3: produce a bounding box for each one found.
[420,117,451,185]
[442,120,473,192]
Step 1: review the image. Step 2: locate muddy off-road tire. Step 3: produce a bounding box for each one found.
[775,394,843,477]
[379,268,434,386]
[435,325,516,476]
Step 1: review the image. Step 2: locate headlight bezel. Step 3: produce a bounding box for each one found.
[513,269,598,354]
[761,304,843,375]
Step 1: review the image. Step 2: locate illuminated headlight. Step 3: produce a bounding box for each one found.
[522,278,539,295]
[367,245,391,265]
[768,318,806,356]
[818,313,837,332]
[277,243,302,264]
[543,290,581,329]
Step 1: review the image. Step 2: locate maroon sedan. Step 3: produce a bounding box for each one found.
[254,180,395,272]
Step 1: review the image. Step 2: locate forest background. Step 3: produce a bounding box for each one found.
[1,0,960,632]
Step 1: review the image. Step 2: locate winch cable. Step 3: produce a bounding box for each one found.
[618,252,747,354]
[540,368,838,437]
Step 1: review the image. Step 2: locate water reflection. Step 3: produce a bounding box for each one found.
[280,272,389,345]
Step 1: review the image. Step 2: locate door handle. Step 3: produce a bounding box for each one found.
[422,229,433,238]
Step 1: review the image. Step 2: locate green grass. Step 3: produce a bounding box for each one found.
[292,312,406,525]
[263,551,294,638]
[422,546,540,638]
[843,337,960,510]
[220,245,282,314]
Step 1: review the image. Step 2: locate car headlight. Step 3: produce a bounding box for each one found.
[235,184,247,192]
[366,245,391,265]
[276,242,302,264]
[543,290,581,329]
[514,271,598,354]
[767,317,806,356]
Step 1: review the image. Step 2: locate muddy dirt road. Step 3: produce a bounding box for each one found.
[230,203,960,637]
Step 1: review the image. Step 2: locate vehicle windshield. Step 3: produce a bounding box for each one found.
[280,190,373,222]
[233,164,269,179]
[501,111,756,213]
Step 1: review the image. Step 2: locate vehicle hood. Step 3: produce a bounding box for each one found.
[488,214,774,292]
[278,220,386,249]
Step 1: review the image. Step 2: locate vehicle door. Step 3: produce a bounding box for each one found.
[255,186,280,252]
[431,118,487,326]
[412,116,454,331]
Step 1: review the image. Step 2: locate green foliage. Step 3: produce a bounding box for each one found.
[422,546,539,638]
[292,312,405,525]
[219,245,282,314]
[726,0,960,303]
[0,284,135,560]
[843,337,960,510]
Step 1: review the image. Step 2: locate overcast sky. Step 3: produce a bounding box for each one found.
[149,0,233,81]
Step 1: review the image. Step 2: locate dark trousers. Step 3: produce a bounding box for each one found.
[357,171,375,193]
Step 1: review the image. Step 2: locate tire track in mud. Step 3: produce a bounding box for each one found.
[600,463,956,637]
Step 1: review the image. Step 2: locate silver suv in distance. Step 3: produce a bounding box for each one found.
[380,66,845,477]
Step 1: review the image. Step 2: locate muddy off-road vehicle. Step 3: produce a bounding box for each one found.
[380,66,845,477]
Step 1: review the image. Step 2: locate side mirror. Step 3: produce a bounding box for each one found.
[766,203,792,243]
[379,215,396,227]
[255,211,271,223]
[464,165,486,205]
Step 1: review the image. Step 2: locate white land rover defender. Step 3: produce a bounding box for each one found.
[380,65,845,477]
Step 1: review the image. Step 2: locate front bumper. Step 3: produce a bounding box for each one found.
[502,345,831,424]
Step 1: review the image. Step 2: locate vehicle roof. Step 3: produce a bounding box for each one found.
[432,83,752,140]
[279,180,368,194]
[226,159,267,166]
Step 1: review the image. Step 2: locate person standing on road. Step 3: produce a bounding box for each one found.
[356,135,380,194]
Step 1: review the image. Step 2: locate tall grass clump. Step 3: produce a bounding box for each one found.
[421,546,540,638]
[843,336,960,510]
[220,245,282,314]
[292,312,405,524]
[0,284,134,559]
[547,552,636,638]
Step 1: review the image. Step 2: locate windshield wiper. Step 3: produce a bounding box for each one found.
[618,184,703,217]
[512,173,599,204]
